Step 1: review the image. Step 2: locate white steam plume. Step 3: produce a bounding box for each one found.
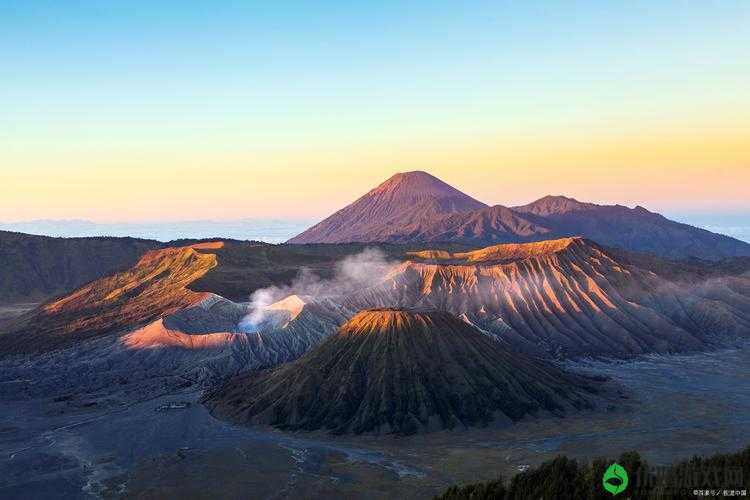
[239,248,396,331]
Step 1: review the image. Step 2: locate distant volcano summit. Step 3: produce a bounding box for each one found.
[287,171,487,244]
[204,308,602,435]
[288,171,750,260]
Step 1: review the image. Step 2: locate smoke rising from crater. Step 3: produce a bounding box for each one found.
[240,248,398,330]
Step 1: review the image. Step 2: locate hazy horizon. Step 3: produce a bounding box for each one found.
[2,211,749,244]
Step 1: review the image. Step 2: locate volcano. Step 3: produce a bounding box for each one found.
[287,172,750,260]
[204,308,603,435]
[287,171,487,244]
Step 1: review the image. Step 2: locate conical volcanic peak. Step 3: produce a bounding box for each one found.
[370,171,478,201]
[205,309,603,436]
[337,307,454,336]
[287,171,486,244]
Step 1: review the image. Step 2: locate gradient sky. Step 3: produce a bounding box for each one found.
[1,1,748,222]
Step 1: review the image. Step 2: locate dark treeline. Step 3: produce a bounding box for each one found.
[437,446,750,499]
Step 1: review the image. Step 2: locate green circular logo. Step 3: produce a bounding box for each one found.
[602,463,629,496]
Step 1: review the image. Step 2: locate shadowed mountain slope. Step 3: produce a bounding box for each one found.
[287,171,487,244]
[0,230,161,305]
[0,240,349,397]
[512,196,750,260]
[0,240,371,356]
[511,194,598,216]
[204,309,603,435]
[0,239,399,361]
[370,199,750,260]
[0,242,222,354]
[395,204,552,244]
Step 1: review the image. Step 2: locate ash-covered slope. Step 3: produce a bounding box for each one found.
[0,268,345,401]
[0,242,222,354]
[205,309,603,435]
[0,241,371,356]
[343,238,750,358]
[287,171,487,244]
[0,242,223,355]
[0,291,343,400]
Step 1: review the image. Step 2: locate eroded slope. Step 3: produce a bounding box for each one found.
[205,309,604,435]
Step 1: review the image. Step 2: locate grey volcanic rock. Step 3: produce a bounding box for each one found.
[287,171,487,244]
[204,309,602,435]
[0,293,344,400]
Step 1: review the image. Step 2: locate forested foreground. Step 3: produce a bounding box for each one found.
[437,446,750,499]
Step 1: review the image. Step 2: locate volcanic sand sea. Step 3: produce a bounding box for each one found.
[2,340,750,499]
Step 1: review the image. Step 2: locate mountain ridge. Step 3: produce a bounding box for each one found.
[4,237,750,361]
[0,230,162,305]
[287,172,750,260]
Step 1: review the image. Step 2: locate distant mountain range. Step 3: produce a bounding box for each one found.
[289,171,750,260]
[2,171,747,308]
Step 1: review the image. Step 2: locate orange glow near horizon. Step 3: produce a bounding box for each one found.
[3,1,749,223]
[2,110,748,222]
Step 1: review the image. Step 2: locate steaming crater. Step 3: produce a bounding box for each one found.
[238,294,308,333]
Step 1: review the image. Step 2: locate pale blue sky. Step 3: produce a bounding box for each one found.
[1,1,748,221]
